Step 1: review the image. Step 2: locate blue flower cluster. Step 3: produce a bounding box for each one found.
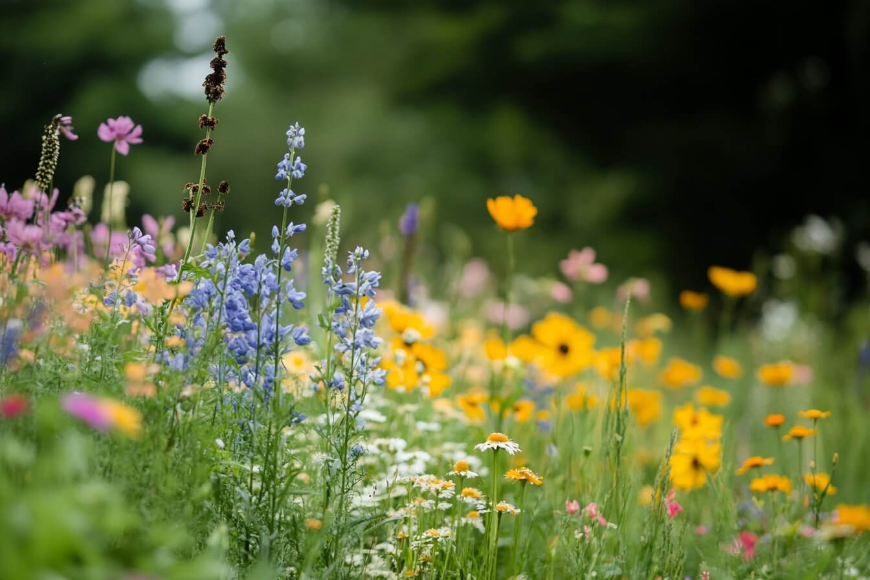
[323,246,387,395]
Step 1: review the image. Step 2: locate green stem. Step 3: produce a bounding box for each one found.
[487,450,500,579]
[103,146,117,268]
[512,482,526,575]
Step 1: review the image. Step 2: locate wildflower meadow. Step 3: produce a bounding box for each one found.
[2,34,870,580]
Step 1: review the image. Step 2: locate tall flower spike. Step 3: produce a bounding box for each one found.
[34,115,62,194]
[204,36,229,103]
[324,204,342,279]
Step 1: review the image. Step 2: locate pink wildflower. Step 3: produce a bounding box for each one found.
[560,247,608,284]
[550,281,573,304]
[0,394,29,418]
[98,116,143,155]
[62,393,112,432]
[738,531,758,561]
[666,499,683,519]
[0,187,35,221]
[565,500,580,515]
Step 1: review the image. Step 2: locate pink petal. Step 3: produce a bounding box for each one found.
[97,123,114,142]
[115,140,130,156]
[577,247,596,264]
[587,264,608,284]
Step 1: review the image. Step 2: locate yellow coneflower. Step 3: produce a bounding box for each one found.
[694,385,731,407]
[713,355,743,379]
[783,425,817,442]
[749,474,792,494]
[798,409,831,420]
[658,357,703,390]
[735,456,774,475]
[805,472,837,495]
[504,467,544,486]
[486,194,537,232]
[832,504,870,534]
[757,361,793,386]
[669,438,721,491]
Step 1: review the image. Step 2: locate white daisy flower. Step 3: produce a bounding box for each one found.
[447,459,479,478]
[474,432,521,455]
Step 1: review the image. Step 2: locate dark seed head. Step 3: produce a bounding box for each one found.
[218,180,230,195]
[213,35,228,56]
[194,138,214,156]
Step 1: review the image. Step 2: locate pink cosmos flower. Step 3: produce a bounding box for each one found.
[98,116,143,155]
[737,531,758,561]
[5,219,45,252]
[560,248,608,284]
[565,499,580,515]
[550,281,573,304]
[58,115,79,141]
[459,258,491,298]
[616,277,651,303]
[62,393,112,432]
[484,300,529,330]
[0,186,35,221]
[0,394,29,418]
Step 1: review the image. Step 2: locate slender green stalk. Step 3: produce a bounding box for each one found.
[272,145,298,385]
[487,450,500,579]
[180,101,215,269]
[103,146,117,267]
[512,482,526,575]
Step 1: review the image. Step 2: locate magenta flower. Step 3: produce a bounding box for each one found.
[97,116,143,155]
[665,499,683,518]
[59,116,79,141]
[62,393,112,432]
[560,248,608,284]
[565,499,580,515]
[0,394,29,418]
[0,186,35,221]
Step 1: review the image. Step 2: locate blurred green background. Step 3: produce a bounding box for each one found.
[2,0,869,298]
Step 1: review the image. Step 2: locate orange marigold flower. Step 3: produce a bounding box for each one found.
[679,290,709,311]
[764,413,785,427]
[486,194,537,232]
[736,456,774,475]
[782,425,817,441]
[749,474,792,494]
[504,466,544,485]
[798,409,831,420]
[832,504,870,534]
[707,266,757,297]
[713,355,743,379]
[757,361,793,386]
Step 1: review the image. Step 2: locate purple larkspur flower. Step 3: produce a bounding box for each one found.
[398,203,419,237]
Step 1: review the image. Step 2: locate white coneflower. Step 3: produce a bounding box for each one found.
[495,501,521,516]
[474,432,521,455]
[447,460,479,478]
